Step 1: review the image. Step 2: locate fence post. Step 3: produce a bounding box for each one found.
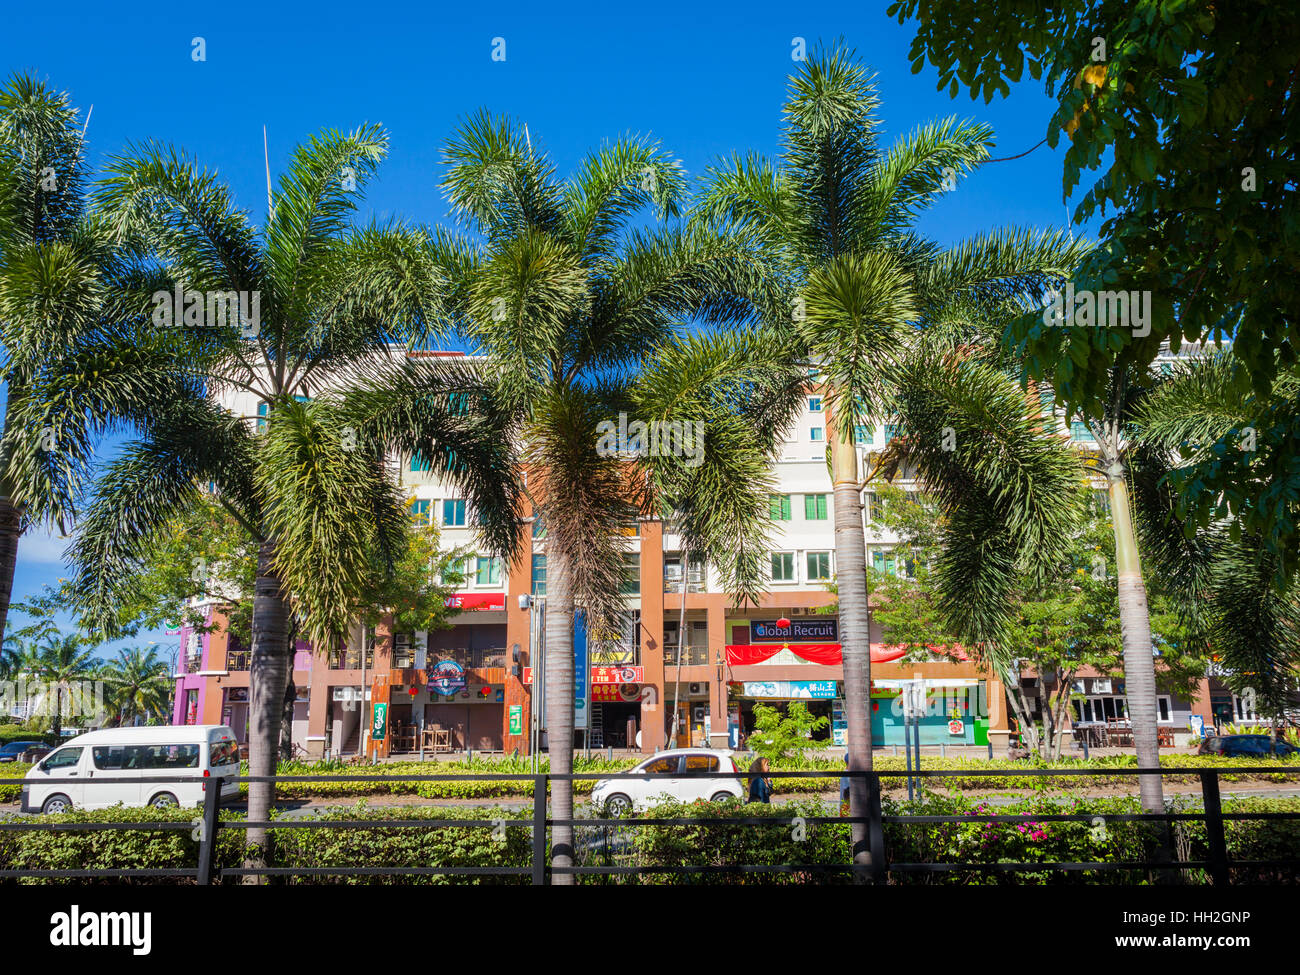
[867,771,887,885]
[1199,770,1230,886]
[196,776,223,885]
[531,774,547,885]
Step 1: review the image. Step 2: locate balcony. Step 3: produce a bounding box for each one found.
[184,654,203,674]
[663,574,707,594]
[329,649,376,670]
[226,651,250,671]
[664,643,711,667]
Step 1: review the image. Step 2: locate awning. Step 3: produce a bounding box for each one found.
[725,643,907,666]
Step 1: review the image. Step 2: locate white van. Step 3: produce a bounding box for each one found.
[21,725,242,814]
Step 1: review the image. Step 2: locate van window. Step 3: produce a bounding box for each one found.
[92,744,200,770]
[40,747,83,771]
[209,740,241,767]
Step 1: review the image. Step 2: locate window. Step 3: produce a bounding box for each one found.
[641,755,680,774]
[855,425,873,445]
[442,499,466,527]
[769,494,792,520]
[1070,421,1095,442]
[409,499,432,525]
[684,754,720,773]
[810,427,824,442]
[475,556,502,586]
[864,493,878,523]
[883,424,901,443]
[871,550,896,575]
[806,551,832,581]
[770,552,796,582]
[40,747,83,771]
[209,740,240,768]
[620,553,641,595]
[532,516,547,538]
[808,397,823,413]
[410,451,433,472]
[531,555,547,595]
[93,744,199,770]
[804,494,828,520]
[256,401,269,433]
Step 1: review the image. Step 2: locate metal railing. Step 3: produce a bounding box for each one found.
[328,649,375,670]
[226,651,251,671]
[4,766,1298,884]
[427,647,505,670]
[664,644,710,666]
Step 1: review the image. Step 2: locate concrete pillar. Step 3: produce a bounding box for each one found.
[504,519,533,755]
[707,595,729,749]
[639,519,665,753]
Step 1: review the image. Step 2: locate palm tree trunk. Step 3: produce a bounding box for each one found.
[828,416,874,879]
[0,494,23,651]
[246,540,292,867]
[543,546,575,885]
[1106,466,1165,814]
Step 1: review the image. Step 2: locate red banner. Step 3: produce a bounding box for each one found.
[445,593,505,611]
[724,643,909,666]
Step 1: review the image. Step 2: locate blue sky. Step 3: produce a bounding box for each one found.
[2,0,1096,658]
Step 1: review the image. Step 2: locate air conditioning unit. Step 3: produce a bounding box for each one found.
[688,682,706,695]
[692,706,707,722]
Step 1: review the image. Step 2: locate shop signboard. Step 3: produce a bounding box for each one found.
[591,666,643,683]
[574,611,588,731]
[750,619,838,643]
[509,705,523,735]
[430,659,467,695]
[371,702,388,741]
[444,593,506,611]
[742,680,838,700]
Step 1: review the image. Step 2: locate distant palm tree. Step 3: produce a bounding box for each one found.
[27,634,96,738]
[99,646,172,726]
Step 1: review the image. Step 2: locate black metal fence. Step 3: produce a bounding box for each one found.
[3,766,1298,884]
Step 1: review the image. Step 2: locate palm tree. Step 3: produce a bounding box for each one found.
[60,124,523,857]
[696,44,1089,869]
[0,75,132,649]
[27,633,96,738]
[1132,353,1300,724]
[99,646,172,725]
[418,111,803,882]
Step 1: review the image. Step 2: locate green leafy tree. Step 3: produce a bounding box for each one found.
[25,633,96,738]
[745,701,830,763]
[889,0,1300,576]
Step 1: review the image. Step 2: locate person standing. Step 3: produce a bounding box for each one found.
[748,756,773,803]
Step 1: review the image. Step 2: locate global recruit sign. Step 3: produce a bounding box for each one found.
[750,619,838,643]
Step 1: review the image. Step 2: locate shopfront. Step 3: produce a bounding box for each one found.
[869,680,987,746]
[735,679,839,744]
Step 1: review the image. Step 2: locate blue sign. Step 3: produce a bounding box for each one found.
[429,659,466,695]
[574,611,589,730]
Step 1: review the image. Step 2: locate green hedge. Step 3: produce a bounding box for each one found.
[0,726,58,746]
[4,796,1293,885]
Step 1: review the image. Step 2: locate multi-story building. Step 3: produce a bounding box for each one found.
[171,343,1262,758]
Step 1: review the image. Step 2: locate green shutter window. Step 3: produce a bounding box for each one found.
[531,554,547,595]
[769,494,791,520]
[476,556,501,585]
[804,494,828,519]
[806,552,831,581]
[771,552,795,581]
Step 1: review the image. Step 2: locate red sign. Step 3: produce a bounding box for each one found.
[444,593,505,611]
[592,684,642,702]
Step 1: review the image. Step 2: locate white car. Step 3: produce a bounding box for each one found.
[591,748,745,816]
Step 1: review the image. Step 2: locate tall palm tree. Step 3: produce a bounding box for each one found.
[0,75,131,649]
[59,124,522,856]
[99,646,172,726]
[418,111,803,882]
[696,44,1089,869]
[27,633,96,738]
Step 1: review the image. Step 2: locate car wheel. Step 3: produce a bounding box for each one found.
[42,793,72,815]
[604,793,633,818]
[149,792,179,809]
[710,791,734,803]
